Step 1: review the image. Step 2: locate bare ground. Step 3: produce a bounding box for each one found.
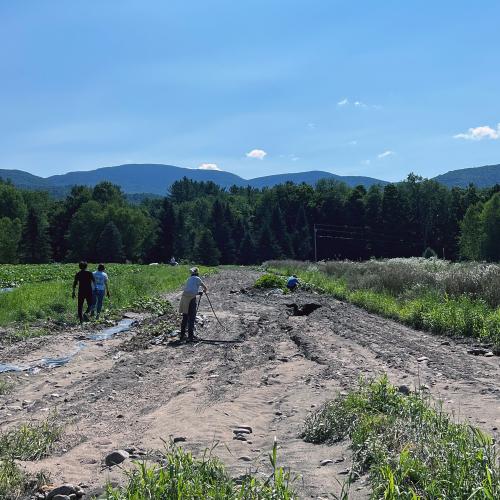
[1,268,500,499]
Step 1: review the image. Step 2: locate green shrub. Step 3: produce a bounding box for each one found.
[254,274,287,289]
[303,377,500,499]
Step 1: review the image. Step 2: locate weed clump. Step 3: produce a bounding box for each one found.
[302,376,500,499]
[0,418,62,461]
[105,441,295,499]
[254,274,287,290]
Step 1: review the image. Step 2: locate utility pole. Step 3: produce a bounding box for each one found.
[314,224,318,262]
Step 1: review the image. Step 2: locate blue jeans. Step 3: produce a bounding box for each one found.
[91,289,106,315]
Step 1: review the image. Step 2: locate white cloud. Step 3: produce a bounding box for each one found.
[198,163,221,171]
[454,124,500,141]
[361,159,371,166]
[378,150,395,159]
[337,98,381,109]
[348,140,358,146]
[246,149,267,160]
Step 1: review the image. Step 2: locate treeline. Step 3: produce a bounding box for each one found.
[1,174,500,265]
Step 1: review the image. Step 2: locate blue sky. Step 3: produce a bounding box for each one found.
[1,1,499,181]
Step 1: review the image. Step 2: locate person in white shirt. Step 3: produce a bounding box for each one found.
[179,267,207,341]
[90,264,110,320]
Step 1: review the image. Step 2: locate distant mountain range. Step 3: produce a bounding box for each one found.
[0,162,499,196]
[0,164,387,195]
[433,164,500,188]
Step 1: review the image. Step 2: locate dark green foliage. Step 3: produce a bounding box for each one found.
[193,229,220,266]
[22,208,51,263]
[239,230,257,264]
[2,173,500,265]
[96,222,125,263]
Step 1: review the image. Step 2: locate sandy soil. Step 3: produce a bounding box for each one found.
[1,268,500,499]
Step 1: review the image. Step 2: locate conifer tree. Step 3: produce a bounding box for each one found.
[22,207,51,263]
[155,198,176,261]
[269,205,294,258]
[193,229,220,266]
[239,229,257,264]
[96,221,125,263]
[257,223,281,262]
[293,205,312,260]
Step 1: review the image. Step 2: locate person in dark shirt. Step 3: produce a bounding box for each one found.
[72,261,95,324]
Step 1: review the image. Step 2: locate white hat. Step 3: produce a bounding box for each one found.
[190,267,199,275]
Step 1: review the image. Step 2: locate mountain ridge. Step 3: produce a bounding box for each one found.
[0,163,387,194]
[1,162,500,195]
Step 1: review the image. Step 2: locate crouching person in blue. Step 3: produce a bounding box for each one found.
[179,267,207,342]
[287,274,299,292]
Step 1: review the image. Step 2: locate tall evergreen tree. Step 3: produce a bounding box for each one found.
[0,217,22,263]
[154,198,176,262]
[193,229,220,266]
[257,223,281,262]
[239,229,257,264]
[269,205,294,258]
[96,221,125,263]
[22,207,50,263]
[293,205,312,260]
[211,200,236,264]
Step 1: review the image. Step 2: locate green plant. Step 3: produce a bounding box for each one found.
[254,274,287,290]
[105,441,295,499]
[0,417,62,461]
[302,377,500,499]
[0,378,13,395]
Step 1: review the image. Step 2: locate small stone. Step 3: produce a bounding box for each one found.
[239,456,252,461]
[485,352,494,357]
[47,484,77,499]
[233,428,251,435]
[275,411,283,416]
[416,356,429,362]
[105,450,129,466]
[53,495,71,500]
[398,385,411,396]
[235,425,253,433]
[320,459,333,466]
[440,341,450,346]
[334,457,345,463]
[233,434,247,441]
[338,469,350,475]
[116,414,124,419]
[173,436,187,443]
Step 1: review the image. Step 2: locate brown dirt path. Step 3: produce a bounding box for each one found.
[1,268,500,499]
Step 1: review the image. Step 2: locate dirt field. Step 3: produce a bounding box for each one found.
[2,268,500,498]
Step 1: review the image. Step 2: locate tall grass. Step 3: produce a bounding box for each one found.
[0,418,58,499]
[303,377,500,499]
[266,259,500,345]
[105,441,295,499]
[0,264,214,327]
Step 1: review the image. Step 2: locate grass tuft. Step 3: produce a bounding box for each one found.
[302,376,500,499]
[0,417,62,461]
[105,441,296,499]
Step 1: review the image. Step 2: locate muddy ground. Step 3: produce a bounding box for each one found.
[1,268,500,499]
